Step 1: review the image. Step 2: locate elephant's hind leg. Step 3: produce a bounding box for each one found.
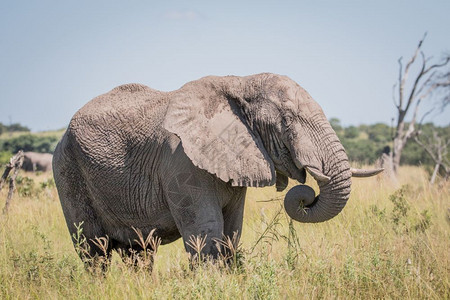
[54,163,112,271]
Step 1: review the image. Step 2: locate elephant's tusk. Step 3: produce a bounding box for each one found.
[350,168,384,177]
[305,166,331,184]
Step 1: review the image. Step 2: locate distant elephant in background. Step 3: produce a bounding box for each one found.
[22,152,53,172]
[52,73,382,269]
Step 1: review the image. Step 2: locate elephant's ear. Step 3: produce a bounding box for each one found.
[162,77,275,187]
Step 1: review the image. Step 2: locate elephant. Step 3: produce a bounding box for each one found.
[52,73,382,269]
[22,152,53,172]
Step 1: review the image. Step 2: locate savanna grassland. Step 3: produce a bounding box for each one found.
[0,167,448,299]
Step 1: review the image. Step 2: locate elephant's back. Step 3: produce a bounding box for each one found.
[72,83,166,122]
[70,83,168,137]
[64,83,171,168]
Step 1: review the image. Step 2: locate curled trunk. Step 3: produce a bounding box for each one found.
[284,166,351,223]
[284,124,352,223]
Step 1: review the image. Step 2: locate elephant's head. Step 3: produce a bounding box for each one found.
[163,73,382,223]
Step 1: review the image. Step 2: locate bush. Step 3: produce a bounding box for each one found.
[15,175,37,197]
[341,139,383,164]
[0,122,30,134]
[388,185,432,234]
[401,141,433,166]
[330,118,343,135]
[366,123,392,143]
[0,134,58,154]
[40,178,55,189]
[344,126,359,139]
[0,151,13,167]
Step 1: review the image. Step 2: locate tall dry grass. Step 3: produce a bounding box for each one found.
[0,167,448,299]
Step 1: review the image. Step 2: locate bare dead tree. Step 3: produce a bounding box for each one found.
[391,33,450,175]
[414,129,449,184]
[1,150,24,214]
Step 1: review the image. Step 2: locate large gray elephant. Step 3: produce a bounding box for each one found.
[22,152,53,172]
[53,73,381,268]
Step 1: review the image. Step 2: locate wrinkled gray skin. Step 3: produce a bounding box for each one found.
[22,152,53,172]
[53,73,381,268]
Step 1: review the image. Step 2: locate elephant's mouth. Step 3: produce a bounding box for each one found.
[285,167,306,184]
[274,155,307,185]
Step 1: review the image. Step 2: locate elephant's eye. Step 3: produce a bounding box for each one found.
[283,115,293,127]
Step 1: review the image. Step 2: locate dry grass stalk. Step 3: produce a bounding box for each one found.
[213,231,242,266]
[119,227,162,271]
[186,234,207,265]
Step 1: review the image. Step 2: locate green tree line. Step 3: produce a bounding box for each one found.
[0,122,62,165]
[0,122,30,135]
[0,134,59,154]
[329,118,450,167]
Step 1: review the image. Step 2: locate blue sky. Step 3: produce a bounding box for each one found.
[1,0,449,131]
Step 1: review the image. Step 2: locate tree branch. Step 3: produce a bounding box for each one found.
[1,150,24,214]
[398,57,404,109]
[423,56,450,75]
[414,135,438,162]
[414,70,437,97]
[404,52,427,115]
[418,107,435,125]
[392,82,400,109]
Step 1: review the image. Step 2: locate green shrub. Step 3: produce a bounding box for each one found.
[0,150,13,167]
[0,122,30,134]
[0,134,58,154]
[413,209,432,233]
[15,175,36,197]
[344,126,359,139]
[390,185,411,228]
[40,178,55,189]
[388,185,432,234]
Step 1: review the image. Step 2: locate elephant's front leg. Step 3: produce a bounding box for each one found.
[166,191,224,260]
[221,187,246,263]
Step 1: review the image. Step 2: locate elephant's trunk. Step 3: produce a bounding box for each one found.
[284,125,352,223]
[284,171,352,223]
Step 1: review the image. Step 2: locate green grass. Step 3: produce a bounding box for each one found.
[0,167,448,299]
